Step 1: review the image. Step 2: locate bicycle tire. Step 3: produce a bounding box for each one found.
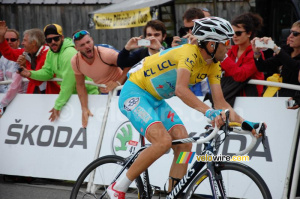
[183,162,272,199]
[70,155,144,199]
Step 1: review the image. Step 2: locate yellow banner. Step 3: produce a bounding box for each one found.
[93,7,152,29]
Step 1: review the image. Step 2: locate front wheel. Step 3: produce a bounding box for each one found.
[183,162,272,199]
[70,155,144,199]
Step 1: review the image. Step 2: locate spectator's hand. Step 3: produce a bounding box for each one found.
[17,55,26,67]
[186,33,198,45]
[124,36,143,51]
[100,81,119,93]
[171,36,181,47]
[287,97,300,110]
[148,36,162,51]
[49,108,60,122]
[0,21,8,42]
[17,66,31,78]
[82,109,93,128]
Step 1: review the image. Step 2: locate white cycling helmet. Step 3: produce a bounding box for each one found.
[192,17,234,43]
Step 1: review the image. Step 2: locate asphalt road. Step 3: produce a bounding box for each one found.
[0,175,73,199]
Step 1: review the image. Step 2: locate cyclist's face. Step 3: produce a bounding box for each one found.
[215,42,231,62]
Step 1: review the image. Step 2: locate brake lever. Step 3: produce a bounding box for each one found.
[254,122,267,149]
[259,123,267,149]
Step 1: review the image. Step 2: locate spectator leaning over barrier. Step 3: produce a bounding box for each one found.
[71,30,130,127]
[0,21,60,96]
[0,29,28,117]
[117,20,167,69]
[18,24,99,122]
[251,20,300,97]
[220,12,265,106]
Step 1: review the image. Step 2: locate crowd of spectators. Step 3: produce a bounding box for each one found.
[0,6,299,120]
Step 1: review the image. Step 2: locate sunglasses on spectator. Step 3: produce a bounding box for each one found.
[46,36,61,43]
[182,26,194,33]
[290,30,300,37]
[219,39,231,46]
[73,30,90,42]
[6,38,18,42]
[234,31,246,36]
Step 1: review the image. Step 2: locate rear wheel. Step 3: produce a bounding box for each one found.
[183,162,272,199]
[70,155,144,199]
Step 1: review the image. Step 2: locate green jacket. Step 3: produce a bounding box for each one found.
[30,38,99,110]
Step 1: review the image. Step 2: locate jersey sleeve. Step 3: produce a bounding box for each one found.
[207,63,222,84]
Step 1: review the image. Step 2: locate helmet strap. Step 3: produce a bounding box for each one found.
[200,41,219,63]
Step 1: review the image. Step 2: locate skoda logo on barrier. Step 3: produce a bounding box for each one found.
[112,121,141,157]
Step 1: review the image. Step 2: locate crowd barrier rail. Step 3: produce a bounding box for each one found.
[0,78,299,198]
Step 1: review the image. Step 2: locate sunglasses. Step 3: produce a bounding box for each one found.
[46,36,61,43]
[73,30,90,41]
[6,38,18,42]
[234,31,246,36]
[182,26,193,33]
[219,39,231,46]
[290,30,300,37]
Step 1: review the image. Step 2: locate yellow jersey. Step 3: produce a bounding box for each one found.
[128,44,222,100]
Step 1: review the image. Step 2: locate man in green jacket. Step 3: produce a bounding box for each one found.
[19,24,99,121]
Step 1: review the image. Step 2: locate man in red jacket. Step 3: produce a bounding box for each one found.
[0,21,60,94]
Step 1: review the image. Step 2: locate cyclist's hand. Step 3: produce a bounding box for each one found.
[205,109,225,128]
[242,120,267,138]
[82,109,93,128]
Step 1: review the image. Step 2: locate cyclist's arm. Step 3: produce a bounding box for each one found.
[210,83,244,123]
[175,68,211,114]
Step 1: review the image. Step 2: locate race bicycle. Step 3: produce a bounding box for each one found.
[70,110,272,199]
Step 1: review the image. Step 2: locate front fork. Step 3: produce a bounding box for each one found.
[206,162,227,199]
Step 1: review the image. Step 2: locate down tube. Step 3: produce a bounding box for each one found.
[166,161,206,199]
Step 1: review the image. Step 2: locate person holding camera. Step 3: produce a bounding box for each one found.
[171,7,205,47]
[251,20,300,97]
[117,20,167,69]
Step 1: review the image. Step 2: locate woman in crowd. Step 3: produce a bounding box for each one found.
[251,20,300,97]
[220,12,265,105]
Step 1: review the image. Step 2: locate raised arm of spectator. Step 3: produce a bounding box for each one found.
[221,48,259,82]
[251,37,300,73]
[117,36,144,69]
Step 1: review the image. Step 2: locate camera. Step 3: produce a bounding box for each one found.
[177,38,188,45]
[138,39,150,46]
[255,40,275,49]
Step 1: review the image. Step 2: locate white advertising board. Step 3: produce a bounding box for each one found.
[0,94,107,181]
[102,95,299,198]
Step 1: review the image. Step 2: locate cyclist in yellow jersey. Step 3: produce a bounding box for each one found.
[108,17,266,199]
[129,43,221,100]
